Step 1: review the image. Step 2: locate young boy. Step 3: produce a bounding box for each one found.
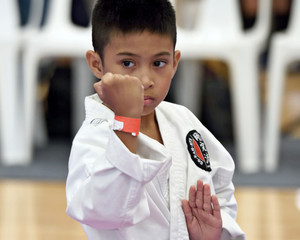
[66,0,246,239]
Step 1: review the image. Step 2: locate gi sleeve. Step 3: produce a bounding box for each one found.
[184,105,246,240]
[205,129,246,240]
[66,113,171,230]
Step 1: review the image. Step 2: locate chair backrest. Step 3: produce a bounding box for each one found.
[171,0,242,37]
[252,0,272,33]
[43,0,74,29]
[42,0,95,30]
[286,0,300,35]
[171,0,272,40]
[0,0,20,38]
[26,0,45,28]
[195,0,242,35]
[245,0,272,45]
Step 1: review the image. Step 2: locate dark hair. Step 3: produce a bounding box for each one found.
[91,0,177,59]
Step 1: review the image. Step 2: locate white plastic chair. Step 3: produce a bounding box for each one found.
[0,0,48,165]
[0,0,24,164]
[264,0,300,172]
[22,0,95,163]
[171,0,272,173]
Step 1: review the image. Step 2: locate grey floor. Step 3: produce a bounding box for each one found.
[229,137,300,188]
[0,137,299,188]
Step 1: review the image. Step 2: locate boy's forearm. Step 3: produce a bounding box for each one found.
[114,130,138,153]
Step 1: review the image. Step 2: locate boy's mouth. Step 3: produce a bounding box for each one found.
[144,96,154,105]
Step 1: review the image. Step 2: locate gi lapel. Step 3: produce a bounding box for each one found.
[155,108,189,240]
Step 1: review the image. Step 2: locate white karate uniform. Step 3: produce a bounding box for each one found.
[66,94,246,240]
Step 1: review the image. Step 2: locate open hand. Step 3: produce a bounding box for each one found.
[182,180,222,240]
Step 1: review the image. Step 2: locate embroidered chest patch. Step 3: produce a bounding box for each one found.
[186,130,212,172]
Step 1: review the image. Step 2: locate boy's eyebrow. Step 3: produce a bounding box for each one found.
[117,51,172,57]
[117,52,139,57]
[154,52,172,57]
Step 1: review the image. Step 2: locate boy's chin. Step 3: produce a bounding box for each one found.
[141,108,156,118]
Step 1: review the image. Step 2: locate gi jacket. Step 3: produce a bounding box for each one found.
[66,94,246,240]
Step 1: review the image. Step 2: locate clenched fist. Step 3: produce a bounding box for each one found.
[94,72,144,118]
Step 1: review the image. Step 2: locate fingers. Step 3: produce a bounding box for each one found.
[211,195,221,219]
[202,184,213,213]
[186,180,220,215]
[194,180,212,213]
[182,200,193,223]
[94,81,103,97]
[93,73,144,117]
[192,180,215,213]
[188,185,197,208]
[195,180,204,209]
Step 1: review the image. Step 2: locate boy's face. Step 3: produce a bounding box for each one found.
[90,31,180,117]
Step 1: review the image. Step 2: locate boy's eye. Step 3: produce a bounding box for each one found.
[153,61,166,67]
[122,60,134,67]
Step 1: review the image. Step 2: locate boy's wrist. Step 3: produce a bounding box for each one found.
[114,107,143,119]
[113,115,141,136]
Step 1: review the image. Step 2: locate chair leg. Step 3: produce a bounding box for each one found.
[264,48,289,172]
[0,48,28,165]
[229,52,261,173]
[34,99,48,147]
[23,49,41,163]
[71,58,94,136]
[174,59,203,117]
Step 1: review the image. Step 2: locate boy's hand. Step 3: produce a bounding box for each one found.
[94,73,144,118]
[182,180,222,240]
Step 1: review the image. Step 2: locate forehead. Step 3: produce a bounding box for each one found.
[104,30,174,56]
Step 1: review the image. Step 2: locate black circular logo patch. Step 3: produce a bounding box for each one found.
[186,130,211,172]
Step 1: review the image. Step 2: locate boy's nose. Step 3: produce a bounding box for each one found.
[139,72,154,89]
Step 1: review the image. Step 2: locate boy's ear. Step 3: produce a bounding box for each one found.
[86,50,104,79]
[173,50,181,74]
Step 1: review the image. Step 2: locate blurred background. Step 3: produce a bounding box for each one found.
[0,0,299,239]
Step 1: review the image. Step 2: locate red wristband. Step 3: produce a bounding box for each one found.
[113,115,141,136]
